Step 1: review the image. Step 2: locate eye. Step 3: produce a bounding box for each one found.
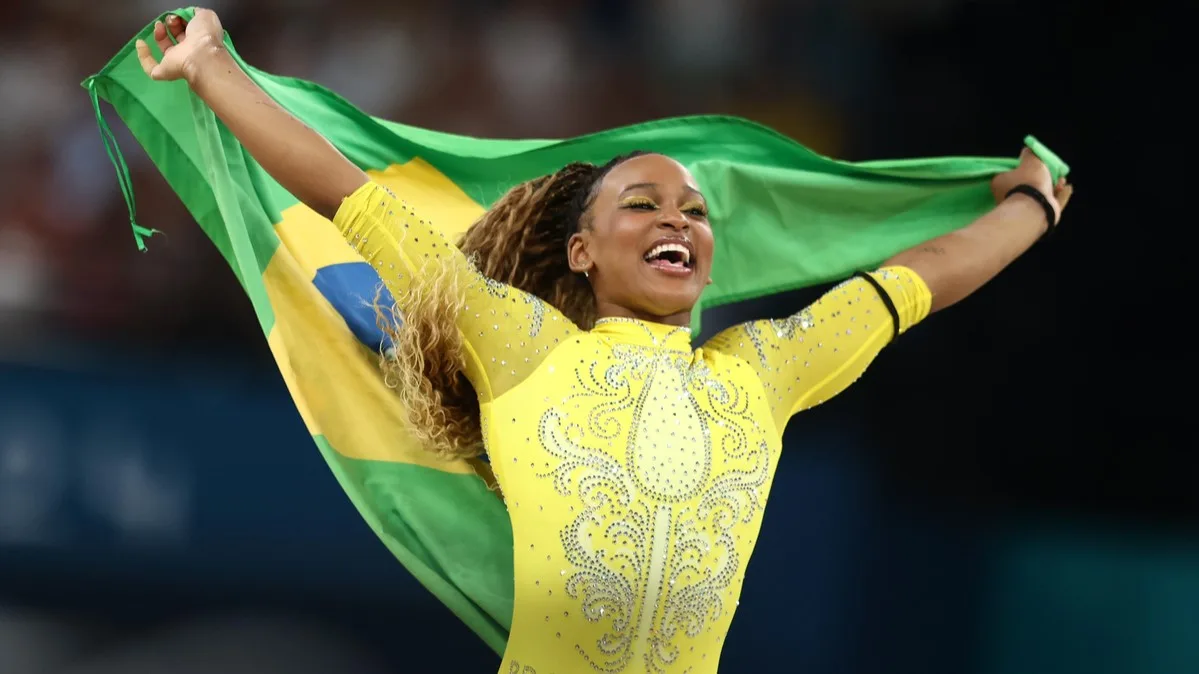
[682,202,708,217]
[620,196,658,210]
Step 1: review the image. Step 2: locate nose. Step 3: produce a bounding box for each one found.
[657,210,689,232]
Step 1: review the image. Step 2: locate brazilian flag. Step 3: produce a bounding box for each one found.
[82,7,1067,655]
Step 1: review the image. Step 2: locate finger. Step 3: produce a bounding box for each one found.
[154,20,173,55]
[166,14,187,42]
[135,39,160,77]
[1020,147,1046,168]
[1056,183,1074,211]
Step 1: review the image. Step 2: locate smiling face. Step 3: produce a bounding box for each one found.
[566,154,714,326]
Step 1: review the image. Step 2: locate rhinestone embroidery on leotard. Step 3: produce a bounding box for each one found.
[536,341,771,672]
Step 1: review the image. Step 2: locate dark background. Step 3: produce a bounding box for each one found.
[1,1,1181,672]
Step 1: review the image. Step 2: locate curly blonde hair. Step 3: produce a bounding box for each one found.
[377,152,647,460]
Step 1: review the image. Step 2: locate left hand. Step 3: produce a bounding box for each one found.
[990,147,1074,225]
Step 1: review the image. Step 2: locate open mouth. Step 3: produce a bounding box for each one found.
[643,241,694,274]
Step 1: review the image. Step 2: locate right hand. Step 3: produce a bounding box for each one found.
[135,10,225,83]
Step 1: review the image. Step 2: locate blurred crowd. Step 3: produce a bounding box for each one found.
[0,0,961,361]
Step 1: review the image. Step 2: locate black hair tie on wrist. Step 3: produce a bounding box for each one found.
[1005,184,1058,238]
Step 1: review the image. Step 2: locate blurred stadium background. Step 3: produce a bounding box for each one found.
[0,1,1178,673]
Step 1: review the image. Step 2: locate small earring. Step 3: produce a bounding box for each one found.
[584,271,590,278]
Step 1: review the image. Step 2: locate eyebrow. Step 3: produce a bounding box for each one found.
[619,182,705,199]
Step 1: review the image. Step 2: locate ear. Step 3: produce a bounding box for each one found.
[566,231,593,274]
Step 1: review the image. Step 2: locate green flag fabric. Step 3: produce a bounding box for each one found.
[82,7,1068,655]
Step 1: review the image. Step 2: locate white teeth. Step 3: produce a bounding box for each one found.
[643,243,691,264]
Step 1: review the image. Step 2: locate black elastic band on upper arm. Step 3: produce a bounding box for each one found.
[853,271,900,342]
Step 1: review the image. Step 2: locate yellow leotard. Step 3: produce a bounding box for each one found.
[335,182,932,673]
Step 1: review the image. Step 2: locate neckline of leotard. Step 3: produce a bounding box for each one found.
[591,317,693,352]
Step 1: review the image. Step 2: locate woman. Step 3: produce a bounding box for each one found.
[138,10,1071,673]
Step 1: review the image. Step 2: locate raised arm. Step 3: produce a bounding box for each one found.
[137,11,366,219]
[704,149,1072,435]
[137,11,579,400]
[704,266,932,433]
[884,148,1073,313]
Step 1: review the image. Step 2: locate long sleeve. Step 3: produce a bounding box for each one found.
[332,181,578,401]
[703,266,932,432]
